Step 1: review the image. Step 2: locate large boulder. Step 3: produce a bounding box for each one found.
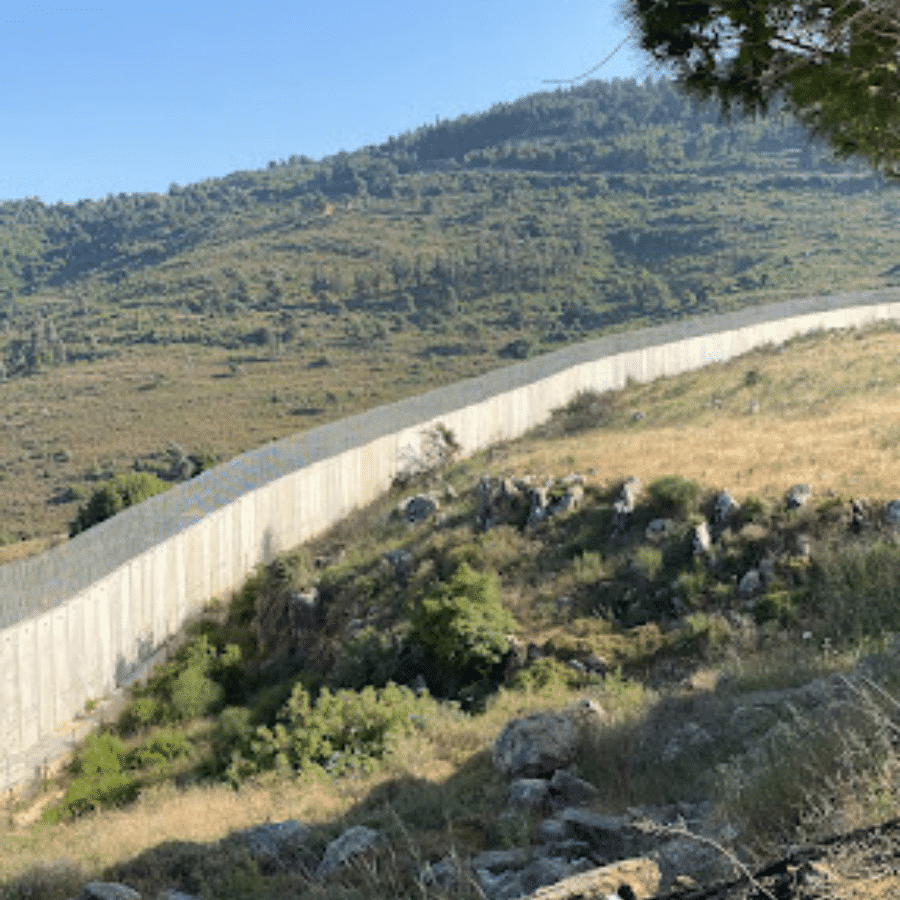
[886,499,900,528]
[231,819,310,874]
[288,587,320,632]
[713,490,738,524]
[785,483,812,509]
[401,494,439,523]
[738,568,762,599]
[507,777,552,813]
[383,548,415,584]
[692,521,712,555]
[549,769,600,806]
[80,885,141,900]
[548,483,584,517]
[645,518,673,542]
[316,826,382,878]
[614,477,642,515]
[521,856,660,900]
[492,711,580,779]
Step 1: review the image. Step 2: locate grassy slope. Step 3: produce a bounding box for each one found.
[6,321,900,899]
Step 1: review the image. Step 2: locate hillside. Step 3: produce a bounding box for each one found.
[6,321,900,899]
[1,76,899,556]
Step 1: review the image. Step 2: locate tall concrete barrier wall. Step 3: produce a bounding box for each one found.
[4,287,900,790]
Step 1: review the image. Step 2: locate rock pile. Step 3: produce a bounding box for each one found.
[477,474,585,532]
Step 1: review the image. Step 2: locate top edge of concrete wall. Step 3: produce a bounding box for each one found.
[2,287,898,625]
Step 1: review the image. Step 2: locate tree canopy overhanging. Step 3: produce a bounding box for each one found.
[621,0,900,174]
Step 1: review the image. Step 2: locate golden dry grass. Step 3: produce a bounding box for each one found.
[509,325,900,504]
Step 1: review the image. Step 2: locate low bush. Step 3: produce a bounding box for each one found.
[330,625,400,690]
[548,390,618,433]
[231,682,436,778]
[807,540,900,645]
[127,728,194,769]
[406,563,517,699]
[117,696,165,736]
[46,733,141,821]
[647,475,702,519]
[127,635,243,727]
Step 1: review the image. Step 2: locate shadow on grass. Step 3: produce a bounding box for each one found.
[0,750,504,900]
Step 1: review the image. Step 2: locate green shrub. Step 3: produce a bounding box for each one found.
[549,390,617,433]
[330,626,399,689]
[808,540,900,644]
[673,567,710,610]
[736,495,769,526]
[117,697,165,735]
[169,662,224,721]
[509,657,588,693]
[407,563,517,696]
[127,635,241,727]
[676,612,731,653]
[233,682,434,778]
[70,471,168,535]
[647,475,701,519]
[127,728,193,769]
[631,545,663,581]
[754,590,799,627]
[46,733,141,821]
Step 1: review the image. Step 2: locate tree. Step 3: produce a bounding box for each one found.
[70,472,169,536]
[621,0,900,174]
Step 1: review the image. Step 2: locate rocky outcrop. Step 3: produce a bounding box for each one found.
[692,521,712,555]
[80,885,141,900]
[713,491,738,524]
[492,711,581,779]
[477,474,585,532]
[737,568,762,599]
[287,587,320,633]
[315,825,382,878]
[785,483,812,509]
[885,499,900,528]
[400,493,439,523]
[614,477,642,516]
[523,857,660,899]
[645,518,674,542]
[383,548,415,584]
[229,819,310,874]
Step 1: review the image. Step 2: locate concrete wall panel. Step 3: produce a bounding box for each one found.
[52,607,72,724]
[1,627,20,760]
[17,620,38,751]
[96,578,113,696]
[36,613,53,738]
[66,593,87,717]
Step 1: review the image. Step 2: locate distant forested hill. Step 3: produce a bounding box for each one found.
[0,76,891,382]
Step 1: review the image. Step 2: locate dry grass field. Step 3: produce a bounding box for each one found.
[515,322,900,504]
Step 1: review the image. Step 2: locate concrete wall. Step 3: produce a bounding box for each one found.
[4,287,900,790]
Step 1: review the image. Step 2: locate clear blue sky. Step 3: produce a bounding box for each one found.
[1,1,654,204]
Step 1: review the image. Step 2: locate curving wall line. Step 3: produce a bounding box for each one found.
[3,287,900,791]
